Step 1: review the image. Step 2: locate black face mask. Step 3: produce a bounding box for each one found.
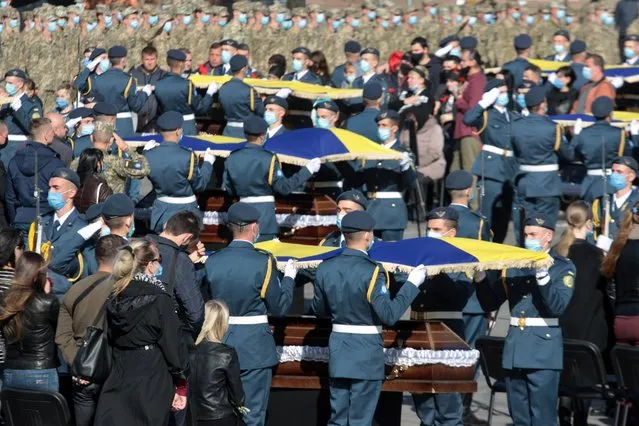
[399,63,412,75]
[410,53,424,65]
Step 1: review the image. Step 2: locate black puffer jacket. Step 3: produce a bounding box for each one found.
[192,341,245,421]
[4,292,60,370]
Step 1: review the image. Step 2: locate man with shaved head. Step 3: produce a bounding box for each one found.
[45,112,73,166]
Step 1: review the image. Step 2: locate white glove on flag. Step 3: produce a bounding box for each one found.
[573,118,583,135]
[407,265,427,287]
[305,157,322,174]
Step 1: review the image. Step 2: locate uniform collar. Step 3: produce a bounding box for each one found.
[229,239,254,248]
[54,207,76,227]
[296,69,309,80]
[449,203,468,209]
[268,124,284,138]
[342,247,368,257]
[383,138,398,149]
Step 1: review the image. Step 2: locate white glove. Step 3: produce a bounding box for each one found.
[407,264,427,287]
[143,140,160,151]
[87,57,101,71]
[305,157,322,174]
[65,116,81,130]
[400,152,411,171]
[284,259,298,279]
[574,118,583,135]
[596,235,613,252]
[203,148,215,164]
[473,270,487,282]
[478,87,500,109]
[547,72,557,84]
[611,76,625,89]
[434,44,454,58]
[10,96,21,111]
[206,82,218,96]
[141,85,153,96]
[535,268,550,286]
[77,219,104,240]
[630,119,639,136]
[276,88,292,99]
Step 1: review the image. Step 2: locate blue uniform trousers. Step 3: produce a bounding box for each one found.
[329,378,382,426]
[240,368,273,426]
[412,392,463,426]
[151,200,201,233]
[513,194,560,247]
[374,229,404,242]
[505,368,560,426]
[482,179,513,243]
[464,313,488,382]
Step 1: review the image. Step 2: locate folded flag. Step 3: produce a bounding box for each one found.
[550,112,639,128]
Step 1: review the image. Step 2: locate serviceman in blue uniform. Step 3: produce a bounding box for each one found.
[412,207,486,426]
[319,189,369,247]
[263,96,288,140]
[331,40,362,88]
[74,45,153,137]
[72,47,108,104]
[348,48,389,110]
[218,55,265,138]
[204,202,299,426]
[464,79,518,243]
[223,115,320,241]
[475,213,575,426]
[593,156,639,246]
[213,39,239,76]
[345,82,383,142]
[312,211,427,426]
[511,86,573,246]
[282,46,323,128]
[144,111,214,233]
[154,49,217,135]
[502,34,533,89]
[0,69,43,168]
[67,107,95,158]
[544,30,572,62]
[568,40,588,91]
[572,96,632,203]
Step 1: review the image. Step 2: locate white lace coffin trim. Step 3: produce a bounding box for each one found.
[276,345,480,368]
[203,211,337,228]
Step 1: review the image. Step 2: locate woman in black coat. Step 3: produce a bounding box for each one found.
[192,299,246,426]
[95,239,188,426]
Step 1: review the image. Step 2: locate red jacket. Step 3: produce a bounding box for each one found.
[453,70,486,140]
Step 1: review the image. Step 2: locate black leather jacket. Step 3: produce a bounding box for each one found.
[192,341,245,421]
[4,293,60,370]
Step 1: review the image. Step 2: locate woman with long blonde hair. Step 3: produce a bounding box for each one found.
[94,239,188,426]
[192,300,246,426]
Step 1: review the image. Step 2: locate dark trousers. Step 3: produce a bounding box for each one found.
[505,368,560,426]
[481,179,513,243]
[72,382,102,426]
[559,396,590,426]
[198,416,242,426]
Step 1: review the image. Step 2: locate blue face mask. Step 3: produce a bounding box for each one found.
[98,59,110,73]
[526,16,535,25]
[73,16,80,25]
[9,19,18,28]
[82,58,90,67]
[276,13,285,23]
[182,15,192,26]
[408,15,418,25]
[360,59,372,73]
[411,85,421,93]
[377,127,391,142]
[129,19,139,29]
[127,221,135,238]
[552,78,564,90]
[468,16,477,25]
[292,59,304,72]
[5,83,17,96]
[484,13,494,23]
[282,20,293,30]
[392,15,401,24]
[603,16,614,26]
[29,22,35,30]
[368,11,376,20]
[298,18,307,28]
[0,24,4,33]
[455,15,462,24]
[57,18,66,27]
[524,238,543,252]
[496,92,510,106]
[543,14,550,22]
[381,20,389,29]
[80,123,95,136]
[625,47,636,59]
[56,98,69,110]
[316,13,325,23]
[218,20,227,27]
[582,66,592,81]
[429,7,437,16]
[253,227,260,243]
[149,15,159,25]
[332,20,341,30]
[260,16,269,25]
[154,263,163,277]
[264,110,278,125]
[238,13,248,24]
[512,12,521,20]
[336,213,345,229]
[117,12,123,21]
[48,21,57,32]
[100,227,111,238]
[105,16,113,27]
[554,44,565,54]
[47,191,67,211]
[0,2,7,7]
[450,47,462,58]
[221,50,233,64]
[87,22,97,32]
[317,118,331,129]
[200,15,210,24]
[351,18,360,28]
[566,16,573,24]
[516,93,527,109]
[556,9,566,19]
[600,12,610,21]
[610,172,628,191]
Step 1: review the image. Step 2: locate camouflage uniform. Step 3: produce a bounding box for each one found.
[71,150,150,195]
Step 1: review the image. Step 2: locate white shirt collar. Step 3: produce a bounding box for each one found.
[363,72,375,84]
[383,138,397,149]
[339,233,345,246]
[223,63,230,73]
[555,52,568,61]
[54,207,75,228]
[614,190,633,208]
[494,105,507,114]
[268,124,284,138]
[450,203,468,209]
[296,69,309,80]
[627,57,639,65]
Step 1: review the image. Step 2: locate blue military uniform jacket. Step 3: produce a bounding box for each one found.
[312,248,419,380]
[348,74,389,109]
[154,72,214,135]
[544,53,572,62]
[223,143,312,235]
[572,121,632,200]
[319,232,381,248]
[501,57,530,88]
[265,125,287,141]
[0,94,42,168]
[205,240,295,369]
[71,135,92,158]
[593,188,639,239]
[464,104,519,184]
[218,78,265,138]
[345,108,381,143]
[331,63,347,88]
[213,65,254,77]
[475,251,575,370]
[282,70,323,85]
[38,209,88,282]
[511,114,573,197]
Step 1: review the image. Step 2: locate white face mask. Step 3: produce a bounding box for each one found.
[427,229,451,239]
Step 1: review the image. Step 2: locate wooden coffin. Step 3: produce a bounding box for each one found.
[269,316,477,394]
[198,190,338,245]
